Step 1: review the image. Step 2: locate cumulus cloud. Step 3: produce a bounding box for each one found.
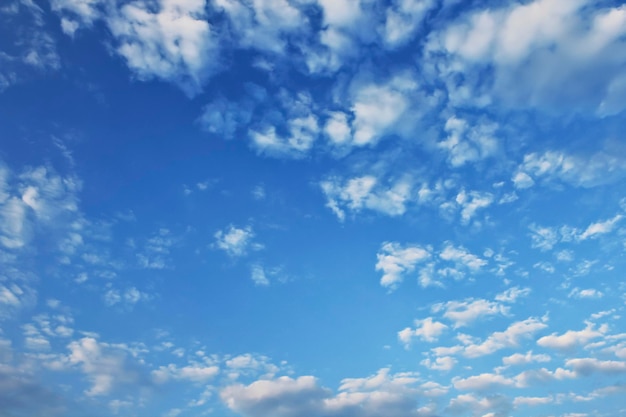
[399,317,448,347]
[438,116,498,167]
[516,149,626,188]
[428,0,626,115]
[433,298,509,329]
[214,225,259,257]
[375,242,431,290]
[52,0,217,96]
[66,337,149,396]
[321,175,415,221]
[537,322,608,352]
[221,368,423,417]
[461,317,548,358]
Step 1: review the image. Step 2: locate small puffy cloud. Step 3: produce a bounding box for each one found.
[453,372,514,391]
[513,396,552,407]
[375,242,431,290]
[502,351,551,367]
[512,171,534,189]
[537,322,608,352]
[495,287,531,303]
[321,175,414,221]
[421,356,457,372]
[461,317,548,358]
[382,0,437,48]
[578,214,623,240]
[67,337,149,396]
[152,363,219,384]
[250,264,270,286]
[221,368,422,417]
[569,288,604,299]
[398,317,448,347]
[438,116,498,167]
[518,150,626,188]
[565,358,626,376]
[439,243,487,271]
[61,0,218,96]
[215,0,307,55]
[528,224,559,251]
[454,190,494,224]
[214,225,258,257]
[433,298,508,328]
[104,287,150,307]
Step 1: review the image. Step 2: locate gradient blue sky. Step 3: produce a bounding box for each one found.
[1,0,626,416]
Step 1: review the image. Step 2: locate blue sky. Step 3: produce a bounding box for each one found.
[1,0,626,416]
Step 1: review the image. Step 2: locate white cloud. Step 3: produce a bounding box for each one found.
[502,351,551,366]
[382,0,436,48]
[398,317,448,347]
[152,363,219,383]
[537,322,608,351]
[221,368,422,417]
[495,287,531,303]
[67,337,147,396]
[512,171,534,189]
[250,264,270,286]
[565,358,626,376]
[350,80,411,147]
[513,396,552,406]
[215,0,307,54]
[461,317,548,358]
[433,298,508,329]
[454,190,494,224]
[438,116,498,167]
[321,175,415,221]
[518,149,626,188]
[439,243,487,271]
[375,242,431,290]
[214,225,258,257]
[453,373,514,391]
[528,224,558,251]
[569,288,604,299]
[53,0,217,96]
[421,356,457,371]
[429,0,626,115]
[104,287,150,307]
[578,214,623,240]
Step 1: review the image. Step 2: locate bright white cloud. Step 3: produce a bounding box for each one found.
[321,175,415,221]
[438,116,498,167]
[461,317,548,358]
[375,242,431,290]
[578,214,623,240]
[502,351,551,366]
[67,337,147,396]
[537,322,608,352]
[429,0,626,115]
[214,225,257,257]
[221,368,422,417]
[399,317,448,347]
[433,298,508,329]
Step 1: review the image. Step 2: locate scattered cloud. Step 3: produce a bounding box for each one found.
[375,242,431,290]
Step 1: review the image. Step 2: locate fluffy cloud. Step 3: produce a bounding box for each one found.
[214,225,258,257]
[537,322,608,352]
[428,0,626,115]
[461,317,548,358]
[433,298,507,329]
[221,368,423,417]
[438,116,498,167]
[516,149,626,188]
[322,176,415,221]
[375,242,431,289]
[52,0,217,96]
[399,317,448,347]
[66,337,149,396]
